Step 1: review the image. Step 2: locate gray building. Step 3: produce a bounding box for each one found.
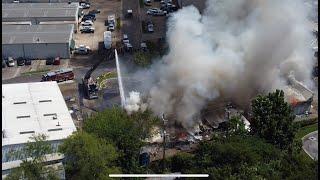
[2,24,75,59]
[2,3,79,25]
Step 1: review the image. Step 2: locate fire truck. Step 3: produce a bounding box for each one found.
[41,68,74,82]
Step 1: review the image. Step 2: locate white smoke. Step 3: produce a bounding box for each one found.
[124,91,147,115]
[126,0,316,129]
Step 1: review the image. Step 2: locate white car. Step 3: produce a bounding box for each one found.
[7,57,15,67]
[80,26,94,30]
[80,3,90,9]
[123,34,129,44]
[81,20,93,26]
[108,23,115,31]
[75,45,91,55]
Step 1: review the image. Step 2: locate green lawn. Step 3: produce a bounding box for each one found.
[295,123,318,140]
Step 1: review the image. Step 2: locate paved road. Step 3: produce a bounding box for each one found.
[302,131,318,160]
[122,0,142,48]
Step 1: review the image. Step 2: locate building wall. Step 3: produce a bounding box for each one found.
[292,99,313,115]
[2,43,71,59]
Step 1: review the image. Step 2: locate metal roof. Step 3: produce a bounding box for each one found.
[2,3,78,19]
[2,24,73,44]
[2,82,77,147]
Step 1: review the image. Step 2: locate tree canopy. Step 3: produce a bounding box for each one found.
[6,134,60,180]
[59,132,120,180]
[251,89,297,149]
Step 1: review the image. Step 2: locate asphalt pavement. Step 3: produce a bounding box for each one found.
[302,131,318,160]
[121,0,142,48]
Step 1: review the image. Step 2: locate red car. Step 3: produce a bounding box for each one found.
[53,57,60,65]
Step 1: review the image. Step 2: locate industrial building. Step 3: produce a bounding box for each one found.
[2,3,79,25]
[2,24,75,59]
[284,74,314,115]
[2,81,77,178]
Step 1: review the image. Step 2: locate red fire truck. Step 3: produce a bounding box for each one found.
[41,68,74,82]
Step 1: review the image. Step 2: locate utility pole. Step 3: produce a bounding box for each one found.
[162,113,167,172]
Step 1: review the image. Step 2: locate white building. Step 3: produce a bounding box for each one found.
[2,81,77,178]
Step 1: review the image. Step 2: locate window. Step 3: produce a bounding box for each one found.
[20,131,35,134]
[48,128,63,132]
[39,100,52,103]
[17,115,30,119]
[13,102,26,104]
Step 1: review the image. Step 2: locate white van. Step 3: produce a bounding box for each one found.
[104,31,112,49]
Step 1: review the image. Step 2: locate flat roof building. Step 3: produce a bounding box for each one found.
[2,81,77,177]
[2,3,79,24]
[2,24,74,59]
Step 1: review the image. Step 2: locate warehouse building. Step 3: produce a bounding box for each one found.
[2,24,75,59]
[2,81,77,178]
[2,3,79,25]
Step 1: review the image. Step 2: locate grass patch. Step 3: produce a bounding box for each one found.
[295,123,318,140]
[116,17,121,30]
[21,68,50,76]
[133,52,152,67]
[96,71,117,88]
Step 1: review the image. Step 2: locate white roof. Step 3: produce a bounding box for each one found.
[2,82,77,146]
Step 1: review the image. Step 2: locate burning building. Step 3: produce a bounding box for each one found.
[284,74,314,115]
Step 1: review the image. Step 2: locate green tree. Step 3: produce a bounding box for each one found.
[251,89,297,149]
[6,134,60,180]
[59,132,120,180]
[133,52,152,67]
[228,115,248,136]
[83,107,159,173]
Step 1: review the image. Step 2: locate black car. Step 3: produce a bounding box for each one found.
[80,28,94,33]
[89,9,100,14]
[84,13,96,18]
[46,57,54,65]
[25,58,32,65]
[82,16,96,22]
[17,57,25,66]
[2,60,6,68]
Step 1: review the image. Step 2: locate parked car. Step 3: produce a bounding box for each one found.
[2,60,6,68]
[144,0,152,6]
[74,45,91,55]
[46,57,54,65]
[123,34,129,44]
[81,20,93,26]
[147,21,154,32]
[108,23,115,31]
[89,9,100,14]
[80,26,95,33]
[127,9,133,18]
[147,8,159,15]
[17,57,25,66]
[25,58,32,65]
[53,57,60,65]
[124,43,133,51]
[80,2,90,9]
[82,15,95,22]
[7,57,15,67]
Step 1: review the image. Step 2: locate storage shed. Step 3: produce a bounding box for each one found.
[2,24,74,59]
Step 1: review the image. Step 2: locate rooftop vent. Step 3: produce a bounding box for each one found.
[48,128,62,132]
[13,101,27,104]
[20,131,35,134]
[17,115,30,119]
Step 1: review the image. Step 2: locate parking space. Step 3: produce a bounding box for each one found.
[140,1,167,42]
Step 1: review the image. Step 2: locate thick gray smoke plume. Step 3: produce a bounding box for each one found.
[129,0,315,129]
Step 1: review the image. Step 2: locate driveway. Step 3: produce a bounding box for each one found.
[302,131,318,160]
